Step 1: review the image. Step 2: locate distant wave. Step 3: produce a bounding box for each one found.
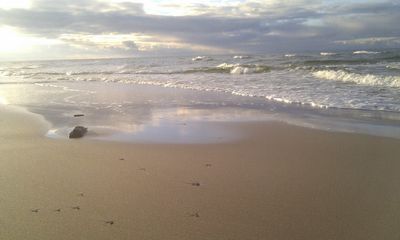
[284,54,296,57]
[233,55,250,59]
[301,54,400,66]
[192,56,211,61]
[313,70,400,88]
[302,59,378,66]
[386,64,400,70]
[320,52,337,56]
[65,71,116,75]
[353,50,380,55]
[4,65,42,70]
[178,63,270,75]
[192,56,204,61]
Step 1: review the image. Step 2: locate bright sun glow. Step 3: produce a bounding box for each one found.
[0,27,28,52]
[0,26,59,53]
[0,96,9,105]
[0,27,34,52]
[0,0,31,9]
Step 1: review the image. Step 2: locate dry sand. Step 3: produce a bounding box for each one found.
[1,105,400,240]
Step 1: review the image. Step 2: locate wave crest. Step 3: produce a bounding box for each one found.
[218,63,271,74]
[313,70,400,88]
[183,63,271,74]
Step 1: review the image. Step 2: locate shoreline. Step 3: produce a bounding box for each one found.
[4,100,400,144]
[1,81,400,142]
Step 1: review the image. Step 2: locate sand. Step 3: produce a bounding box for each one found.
[1,105,400,240]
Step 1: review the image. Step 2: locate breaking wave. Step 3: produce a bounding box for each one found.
[183,63,271,74]
[313,70,400,88]
[2,49,400,114]
[216,63,271,74]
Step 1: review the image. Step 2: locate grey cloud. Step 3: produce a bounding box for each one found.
[0,8,265,36]
[122,40,138,50]
[336,1,400,14]
[32,0,144,14]
[0,0,399,57]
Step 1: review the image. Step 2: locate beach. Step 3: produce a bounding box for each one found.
[1,105,400,240]
[1,0,400,239]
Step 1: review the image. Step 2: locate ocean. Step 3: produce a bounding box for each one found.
[1,50,400,141]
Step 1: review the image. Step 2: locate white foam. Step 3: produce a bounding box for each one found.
[320,52,337,56]
[192,56,206,61]
[216,63,269,74]
[230,66,251,74]
[313,70,400,88]
[284,54,296,57]
[217,63,236,69]
[353,50,380,55]
[233,55,249,59]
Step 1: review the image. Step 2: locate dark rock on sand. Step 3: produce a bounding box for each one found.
[73,114,85,117]
[69,126,88,139]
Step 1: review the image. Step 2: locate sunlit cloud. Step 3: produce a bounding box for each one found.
[57,32,224,53]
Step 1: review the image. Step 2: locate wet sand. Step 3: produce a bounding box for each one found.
[1,105,400,240]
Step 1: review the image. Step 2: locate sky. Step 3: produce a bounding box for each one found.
[0,0,399,60]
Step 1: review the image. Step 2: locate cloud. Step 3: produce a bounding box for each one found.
[335,37,400,46]
[0,0,399,59]
[122,40,137,50]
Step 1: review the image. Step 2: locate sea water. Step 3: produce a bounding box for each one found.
[1,50,400,141]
